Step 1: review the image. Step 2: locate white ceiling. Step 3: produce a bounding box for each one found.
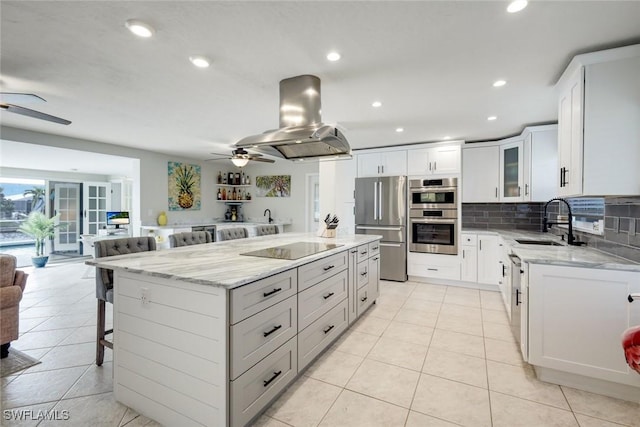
[1,1,639,163]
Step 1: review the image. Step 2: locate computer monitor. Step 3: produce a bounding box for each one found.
[106,211,130,228]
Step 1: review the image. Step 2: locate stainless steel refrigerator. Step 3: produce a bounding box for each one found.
[355,176,407,282]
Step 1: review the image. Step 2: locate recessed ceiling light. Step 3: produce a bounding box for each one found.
[396,127,404,133]
[487,116,497,121]
[507,0,528,13]
[189,56,210,68]
[443,136,451,140]
[125,20,155,38]
[493,80,507,87]
[372,101,382,108]
[327,52,341,62]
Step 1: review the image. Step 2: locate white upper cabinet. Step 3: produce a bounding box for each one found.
[462,145,500,203]
[524,127,558,202]
[407,144,461,176]
[356,150,407,177]
[556,44,640,196]
[499,140,524,202]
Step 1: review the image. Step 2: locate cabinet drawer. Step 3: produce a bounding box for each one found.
[298,251,348,292]
[368,241,380,258]
[408,262,460,281]
[230,296,297,380]
[298,299,349,371]
[357,260,369,289]
[461,233,477,246]
[230,270,297,324]
[357,282,374,317]
[356,244,370,263]
[230,337,297,427]
[298,269,348,331]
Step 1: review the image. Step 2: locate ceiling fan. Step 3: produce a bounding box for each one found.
[0,92,71,125]
[206,148,275,167]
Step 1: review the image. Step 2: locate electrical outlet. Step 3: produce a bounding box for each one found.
[140,287,150,305]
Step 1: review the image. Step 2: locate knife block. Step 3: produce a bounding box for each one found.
[320,227,337,238]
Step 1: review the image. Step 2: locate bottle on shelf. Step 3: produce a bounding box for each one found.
[217,171,222,184]
[222,173,227,185]
[235,172,240,185]
[217,188,222,200]
[247,175,250,185]
[232,187,237,200]
[228,172,234,185]
[222,188,227,200]
[241,171,246,185]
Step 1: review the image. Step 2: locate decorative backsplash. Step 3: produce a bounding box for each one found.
[463,197,640,263]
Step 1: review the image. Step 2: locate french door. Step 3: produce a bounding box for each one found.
[54,183,80,251]
[83,182,111,235]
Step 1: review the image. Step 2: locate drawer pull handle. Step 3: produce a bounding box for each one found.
[361,296,368,302]
[323,325,335,334]
[263,288,282,297]
[373,257,379,261]
[263,324,282,337]
[323,292,335,300]
[351,249,358,254]
[427,268,438,271]
[360,251,368,255]
[372,246,379,251]
[360,271,368,276]
[323,265,335,271]
[263,370,282,387]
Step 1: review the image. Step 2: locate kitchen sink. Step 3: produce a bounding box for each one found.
[515,239,563,246]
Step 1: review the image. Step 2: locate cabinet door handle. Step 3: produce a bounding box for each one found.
[515,289,521,306]
[361,296,368,302]
[323,325,335,334]
[263,370,282,387]
[434,161,437,171]
[263,287,282,297]
[381,165,384,174]
[429,162,432,171]
[479,240,482,251]
[323,292,335,300]
[502,264,506,277]
[323,265,335,272]
[525,184,529,195]
[462,249,465,259]
[518,186,521,197]
[360,271,368,276]
[263,324,282,337]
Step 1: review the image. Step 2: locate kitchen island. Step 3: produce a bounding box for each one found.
[86,232,381,427]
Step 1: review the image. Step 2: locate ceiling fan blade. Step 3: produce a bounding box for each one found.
[204,156,231,162]
[0,92,45,104]
[1,104,71,125]
[251,157,275,163]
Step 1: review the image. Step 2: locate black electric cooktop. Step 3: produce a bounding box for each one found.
[240,241,343,260]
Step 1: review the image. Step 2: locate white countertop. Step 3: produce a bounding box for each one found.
[86,232,381,289]
[140,221,289,229]
[463,228,640,272]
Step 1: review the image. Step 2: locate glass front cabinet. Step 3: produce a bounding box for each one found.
[499,140,524,202]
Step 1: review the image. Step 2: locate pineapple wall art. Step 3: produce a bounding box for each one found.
[168,162,201,210]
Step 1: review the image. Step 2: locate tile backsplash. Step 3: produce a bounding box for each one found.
[463,197,640,263]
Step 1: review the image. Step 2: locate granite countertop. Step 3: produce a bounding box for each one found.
[86,232,381,289]
[463,228,640,272]
[140,220,289,229]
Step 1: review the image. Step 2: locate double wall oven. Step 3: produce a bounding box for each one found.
[409,177,458,255]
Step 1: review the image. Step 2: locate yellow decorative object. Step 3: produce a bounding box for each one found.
[157,211,167,226]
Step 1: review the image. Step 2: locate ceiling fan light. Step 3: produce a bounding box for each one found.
[231,157,249,168]
[189,56,210,68]
[125,20,155,38]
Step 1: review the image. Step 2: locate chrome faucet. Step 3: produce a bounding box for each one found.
[264,209,273,224]
[542,198,584,246]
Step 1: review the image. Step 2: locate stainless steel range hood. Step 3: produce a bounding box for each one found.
[235,75,350,160]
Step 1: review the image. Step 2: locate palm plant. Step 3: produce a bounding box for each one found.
[23,186,46,212]
[18,212,60,257]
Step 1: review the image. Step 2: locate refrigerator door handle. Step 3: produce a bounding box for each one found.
[378,181,383,220]
[373,182,378,220]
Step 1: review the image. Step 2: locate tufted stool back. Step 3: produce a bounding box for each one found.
[219,227,248,241]
[255,225,279,236]
[169,231,212,248]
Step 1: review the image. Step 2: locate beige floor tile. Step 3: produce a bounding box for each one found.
[490,391,579,427]
[484,337,524,366]
[18,317,48,334]
[380,282,416,298]
[382,321,434,346]
[573,413,629,427]
[120,414,160,427]
[393,308,438,328]
[119,407,141,426]
[402,299,442,313]
[318,389,409,427]
[438,303,482,320]
[64,362,114,399]
[30,313,93,332]
[445,286,480,297]
[11,328,76,351]
[430,329,486,359]
[40,392,128,426]
[331,330,379,357]
[405,410,461,427]
[346,359,420,408]
[375,293,409,310]
[367,337,428,371]
[412,374,491,426]
[480,291,505,311]
[58,325,95,345]
[23,342,95,373]
[487,360,569,409]
[18,305,67,319]
[1,366,87,408]
[562,386,640,426]
[482,321,516,342]
[422,347,488,388]
[366,303,400,320]
[443,293,481,308]
[250,415,291,427]
[0,402,57,427]
[435,312,484,336]
[411,284,447,302]
[304,348,363,387]
[482,307,509,325]
[266,376,341,426]
[351,314,391,336]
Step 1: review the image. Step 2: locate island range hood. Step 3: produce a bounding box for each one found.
[235,74,351,160]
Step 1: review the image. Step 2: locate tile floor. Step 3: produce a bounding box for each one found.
[2,261,639,426]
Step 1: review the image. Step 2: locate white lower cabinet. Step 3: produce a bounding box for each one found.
[408,252,461,281]
[477,235,499,285]
[528,264,640,390]
[497,240,512,317]
[460,233,478,282]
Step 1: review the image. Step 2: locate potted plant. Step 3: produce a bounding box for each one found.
[17,212,60,268]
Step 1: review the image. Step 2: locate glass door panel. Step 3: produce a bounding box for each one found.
[83,182,111,235]
[54,183,80,251]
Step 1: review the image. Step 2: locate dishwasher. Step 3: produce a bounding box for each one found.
[509,254,523,344]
